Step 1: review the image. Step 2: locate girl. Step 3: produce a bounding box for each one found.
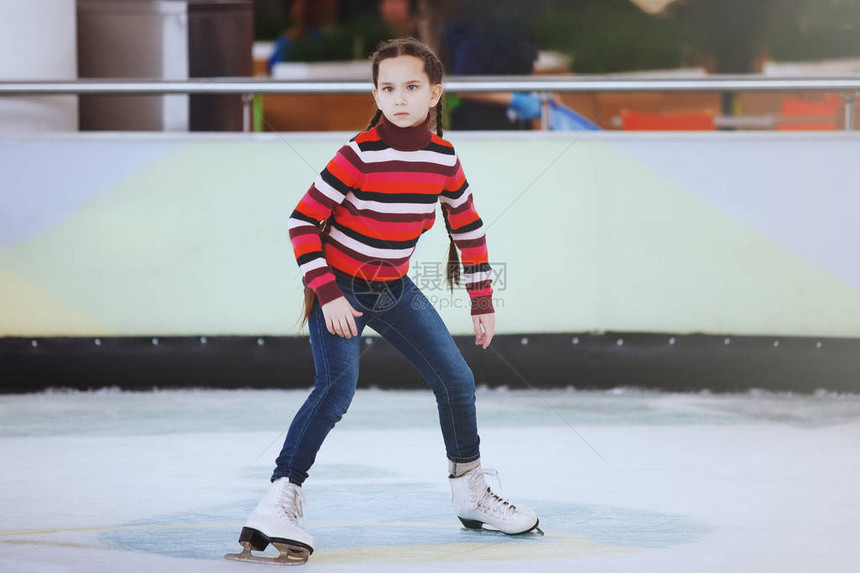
[227,38,539,565]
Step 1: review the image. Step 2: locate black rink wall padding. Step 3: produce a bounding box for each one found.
[1,333,859,394]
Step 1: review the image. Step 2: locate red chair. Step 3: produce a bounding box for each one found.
[778,95,841,131]
[620,109,716,131]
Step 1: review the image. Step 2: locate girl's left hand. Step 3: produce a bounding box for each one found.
[472,312,495,349]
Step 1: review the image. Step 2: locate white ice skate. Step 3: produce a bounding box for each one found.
[225,478,315,565]
[449,466,541,535]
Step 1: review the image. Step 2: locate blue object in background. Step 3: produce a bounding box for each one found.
[508,92,543,120]
[266,36,294,74]
[549,100,601,131]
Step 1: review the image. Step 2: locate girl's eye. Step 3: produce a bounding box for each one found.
[408,85,419,91]
[383,87,393,93]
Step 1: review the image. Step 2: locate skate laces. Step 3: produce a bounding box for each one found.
[470,469,517,519]
[276,482,305,522]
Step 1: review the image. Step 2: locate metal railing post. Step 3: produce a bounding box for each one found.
[843,91,858,131]
[539,91,550,130]
[242,93,253,133]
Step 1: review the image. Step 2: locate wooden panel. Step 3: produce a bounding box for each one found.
[263,93,374,132]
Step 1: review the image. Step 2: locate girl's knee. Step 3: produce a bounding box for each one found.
[317,385,356,421]
[436,367,476,404]
[312,370,359,419]
[452,359,476,388]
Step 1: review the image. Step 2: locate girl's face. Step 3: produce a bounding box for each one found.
[372,55,442,128]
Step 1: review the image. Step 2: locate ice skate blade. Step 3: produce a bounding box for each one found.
[225,541,310,565]
[459,517,544,536]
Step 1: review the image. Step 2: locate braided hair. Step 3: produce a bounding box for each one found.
[367,38,459,291]
[302,38,458,326]
[366,38,446,136]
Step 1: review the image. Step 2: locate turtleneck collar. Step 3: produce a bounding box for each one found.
[376,114,433,151]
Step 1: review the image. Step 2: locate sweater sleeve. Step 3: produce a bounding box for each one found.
[288,144,360,306]
[439,156,494,316]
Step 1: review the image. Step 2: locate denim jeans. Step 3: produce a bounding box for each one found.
[273,273,480,485]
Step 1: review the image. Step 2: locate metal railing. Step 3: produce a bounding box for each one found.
[2,75,859,132]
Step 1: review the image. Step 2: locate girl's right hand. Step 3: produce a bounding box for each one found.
[321,297,363,338]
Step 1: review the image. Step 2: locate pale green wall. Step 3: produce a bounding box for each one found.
[2,132,859,337]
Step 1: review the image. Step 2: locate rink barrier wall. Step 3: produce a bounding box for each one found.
[1,333,858,394]
[2,131,860,392]
[2,132,860,340]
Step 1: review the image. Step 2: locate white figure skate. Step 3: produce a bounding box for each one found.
[225,478,315,565]
[450,466,541,535]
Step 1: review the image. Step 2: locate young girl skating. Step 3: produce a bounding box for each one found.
[227,38,539,565]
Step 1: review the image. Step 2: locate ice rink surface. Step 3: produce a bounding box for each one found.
[1,386,859,573]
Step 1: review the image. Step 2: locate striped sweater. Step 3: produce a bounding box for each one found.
[288,115,494,315]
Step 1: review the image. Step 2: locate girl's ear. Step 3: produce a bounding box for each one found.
[372,87,380,107]
[430,84,443,108]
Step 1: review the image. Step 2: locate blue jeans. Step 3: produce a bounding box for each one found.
[273,273,480,485]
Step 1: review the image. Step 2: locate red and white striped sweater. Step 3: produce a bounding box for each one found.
[288,115,494,315]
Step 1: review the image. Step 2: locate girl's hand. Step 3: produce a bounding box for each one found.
[321,297,363,338]
[472,312,495,349]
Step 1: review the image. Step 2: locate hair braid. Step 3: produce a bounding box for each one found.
[366,108,383,130]
[434,100,444,137]
[442,210,461,293]
[434,99,457,290]
[301,39,455,324]
[299,218,333,327]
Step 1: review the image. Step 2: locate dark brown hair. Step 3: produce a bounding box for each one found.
[367,37,445,137]
[300,218,332,327]
[368,38,460,292]
[301,38,460,327]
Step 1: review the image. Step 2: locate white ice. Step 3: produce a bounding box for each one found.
[1,387,859,572]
